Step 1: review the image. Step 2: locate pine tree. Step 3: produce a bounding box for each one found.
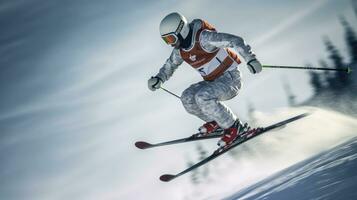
[196,144,209,179]
[309,71,323,95]
[340,16,357,63]
[307,62,324,95]
[247,102,257,126]
[323,37,350,92]
[319,59,333,89]
[187,143,210,185]
[187,160,200,185]
[282,79,296,106]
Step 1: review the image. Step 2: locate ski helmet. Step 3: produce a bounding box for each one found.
[159,12,190,45]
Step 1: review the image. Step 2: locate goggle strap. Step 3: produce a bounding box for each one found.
[175,20,184,35]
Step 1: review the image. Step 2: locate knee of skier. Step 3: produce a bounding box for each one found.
[181,89,195,110]
[195,88,212,106]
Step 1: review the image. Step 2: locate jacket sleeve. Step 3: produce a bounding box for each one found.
[155,48,184,82]
[200,30,256,62]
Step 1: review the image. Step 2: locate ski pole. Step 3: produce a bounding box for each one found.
[263,65,352,74]
[160,86,181,99]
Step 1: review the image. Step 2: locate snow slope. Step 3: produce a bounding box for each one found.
[182,107,357,200]
[225,136,357,200]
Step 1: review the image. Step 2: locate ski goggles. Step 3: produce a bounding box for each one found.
[161,20,185,45]
[161,33,178,45]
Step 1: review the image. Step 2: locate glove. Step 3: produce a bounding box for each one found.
[148,76,163,91]
[247,59,262,74]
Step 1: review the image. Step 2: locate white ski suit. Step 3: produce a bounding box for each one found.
[156,19,260,129]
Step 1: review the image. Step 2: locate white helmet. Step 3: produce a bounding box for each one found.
[159,12,190,45]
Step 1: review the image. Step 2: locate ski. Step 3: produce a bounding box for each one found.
[135,130,224,150]
[159,113,309,182]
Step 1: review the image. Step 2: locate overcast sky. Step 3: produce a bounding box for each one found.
[0,0,356,199]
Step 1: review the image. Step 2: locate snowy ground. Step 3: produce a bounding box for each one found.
[182,107,357,200]
[224,136,357,200]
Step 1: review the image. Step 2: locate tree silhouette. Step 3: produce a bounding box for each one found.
[306,1,357,114]
[247,102,257,126]
[196,144,209,179]
[318,59,333,89]
[187,143,210,185]
[187,160,200,185]
[340,16,357,64]
[282,79,296,106]
[309,71,324,95]
[323,37,350,92]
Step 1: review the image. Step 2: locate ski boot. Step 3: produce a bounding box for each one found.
[217,120,250,148]
[197,121,222,137]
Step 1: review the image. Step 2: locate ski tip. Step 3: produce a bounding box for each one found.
[160,174,175,182]
[135,141,152,149]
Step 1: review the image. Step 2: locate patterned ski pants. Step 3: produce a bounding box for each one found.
[181,69,242,129]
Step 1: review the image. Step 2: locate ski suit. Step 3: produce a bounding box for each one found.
[156,19,258,129]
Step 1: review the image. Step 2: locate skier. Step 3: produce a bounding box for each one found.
[148,12,262,147]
